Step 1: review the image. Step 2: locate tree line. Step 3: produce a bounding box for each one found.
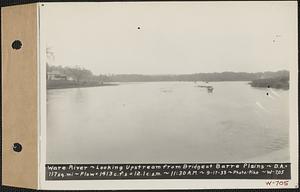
[108,70,289,82]
[47,64,109,83]
[47,64,289,83]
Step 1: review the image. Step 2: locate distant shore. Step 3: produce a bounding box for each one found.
[47,77,289,90]
[47,80,118,89]
[249,76,289,90]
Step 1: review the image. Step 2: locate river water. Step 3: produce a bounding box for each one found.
[47,81,289,163]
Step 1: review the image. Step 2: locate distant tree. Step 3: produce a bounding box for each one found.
[63,65,93,83]
[46,47,55,71]
[97,74,110,84]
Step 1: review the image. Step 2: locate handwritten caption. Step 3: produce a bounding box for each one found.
[265,180,289,187]
[46,163,290,180]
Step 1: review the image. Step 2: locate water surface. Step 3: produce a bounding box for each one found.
[47,81,289,163]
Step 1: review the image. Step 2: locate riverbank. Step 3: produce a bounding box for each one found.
[47,80,118,89]
[249,76,289,90]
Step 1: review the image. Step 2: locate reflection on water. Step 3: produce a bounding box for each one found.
[47,82,289,163]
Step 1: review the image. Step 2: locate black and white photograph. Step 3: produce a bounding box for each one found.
[40,2,297,187]
[1,1,298,190]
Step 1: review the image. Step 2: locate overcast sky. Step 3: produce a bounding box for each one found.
[42,2,297,75]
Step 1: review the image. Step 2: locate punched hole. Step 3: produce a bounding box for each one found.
[11,40,22,50]
[12,143,22,152]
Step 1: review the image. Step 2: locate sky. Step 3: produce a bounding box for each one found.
[42,2,297,75]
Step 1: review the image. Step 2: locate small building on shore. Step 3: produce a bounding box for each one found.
[47,71,68,80]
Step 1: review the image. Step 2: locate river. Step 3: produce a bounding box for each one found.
[47,81,289,163]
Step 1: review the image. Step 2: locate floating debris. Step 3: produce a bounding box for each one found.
[196,85,214,93]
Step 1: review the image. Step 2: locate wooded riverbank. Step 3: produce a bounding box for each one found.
[249,76,289,90]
